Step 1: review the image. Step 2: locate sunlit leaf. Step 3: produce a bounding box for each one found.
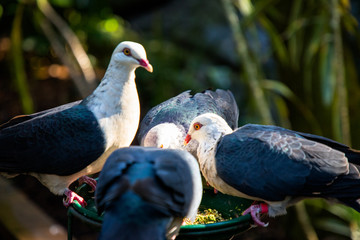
[241,0,280,26]
[234,0,253,16]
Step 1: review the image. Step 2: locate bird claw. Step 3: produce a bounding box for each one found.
[63,188,87,208]
[242,203,269,227]
[78,175,97,192]
[206,182,218,194]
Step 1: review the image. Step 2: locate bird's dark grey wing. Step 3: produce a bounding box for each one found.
[133,149,201,217]
[95,150,137,213]
[202,89,239,129]
[137,91,192,142]
[0,101,81,130]
[96,147,201,217]
[216,124,349,201]
[0,104,105,176]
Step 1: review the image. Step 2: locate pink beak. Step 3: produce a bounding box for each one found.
[138,59,153,72]
[184,134,191,146]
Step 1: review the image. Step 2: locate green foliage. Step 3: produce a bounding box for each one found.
[225,0,360,239]
[231,0,359,145]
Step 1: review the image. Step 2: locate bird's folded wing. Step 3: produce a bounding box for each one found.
[0,101,81,130]
[295,131,360,164]
[0,104,105,175]
[137,91,191,142]
[216,124,349,201]
[95,150,137,213]
[152,150,202,219]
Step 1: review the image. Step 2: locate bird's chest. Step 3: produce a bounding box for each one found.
[100,109,139,149]
[96,83,140,150]
[85,83,140,174]
[198,146,222,189]
[199,157,236,195]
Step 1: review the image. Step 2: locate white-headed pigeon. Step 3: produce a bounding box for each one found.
[95,146,202,240]
[0,41,153,207]
[184,113,360,227]
[137,89,239,156]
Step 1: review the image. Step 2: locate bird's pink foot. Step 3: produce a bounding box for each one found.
[206,182,218,194]
[78,175,97,192]
[242,203,269,227]
[63,188,87,207]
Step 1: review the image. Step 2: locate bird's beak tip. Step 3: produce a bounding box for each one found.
[146,63,153,73]
[184,134,191,146]
[138,59,153,72]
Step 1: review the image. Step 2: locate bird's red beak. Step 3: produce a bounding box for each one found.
[184,134,191,146]
[138,59,153,72]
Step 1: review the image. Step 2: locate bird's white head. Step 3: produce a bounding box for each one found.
[143,123,184,149]
[111,41,153,72]
[184,113,232,146]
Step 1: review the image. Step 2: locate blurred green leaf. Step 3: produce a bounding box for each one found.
[303,16,327,99]
[0,4,3,19]
[319,41,336,106]
[258,16,289,66]
[262,79,321,133]
[316,218,351,237]
[49,0,73,8]
[10,2,34,114]
[287,0,303,70]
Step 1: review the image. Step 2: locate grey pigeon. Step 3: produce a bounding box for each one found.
[0,41,153,207]
[95,146,202,240]
[185,113,360,226]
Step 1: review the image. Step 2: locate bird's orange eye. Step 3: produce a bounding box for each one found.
[193,123,202,130]
[123,48,131,56]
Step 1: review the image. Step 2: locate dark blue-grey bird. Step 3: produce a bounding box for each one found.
[184,113,360,227]
[95,147,203,240]
[137,89,239,156]
[0,41,153,207]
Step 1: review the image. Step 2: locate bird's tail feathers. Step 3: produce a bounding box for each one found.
[344,148,360,166]
[321,166,360,213]
[204,89,239,128]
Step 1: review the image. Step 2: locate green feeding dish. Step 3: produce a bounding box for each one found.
[67,181,254,240]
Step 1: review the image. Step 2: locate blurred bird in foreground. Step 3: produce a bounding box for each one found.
[95,147,202,240]
[184,113,360,227]
[0,41,152,207]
